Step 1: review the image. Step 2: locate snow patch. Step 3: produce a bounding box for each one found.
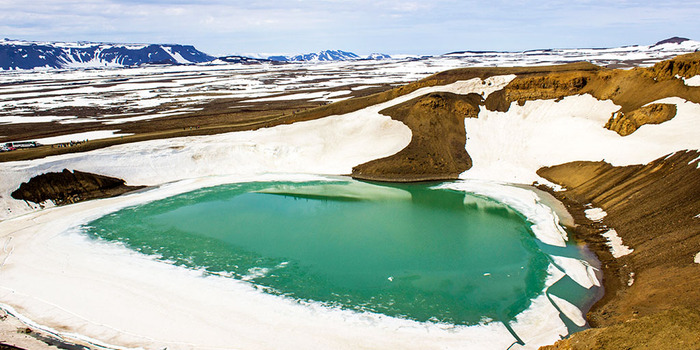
[0,115,77,124]
[584,207,607,222]
[9,130,132,145]
[601,229,634,258]
[682,75,700,87]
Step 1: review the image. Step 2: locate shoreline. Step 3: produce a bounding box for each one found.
[0,175,600,350]
[534,184,617,328]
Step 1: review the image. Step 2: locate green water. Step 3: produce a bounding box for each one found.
[83,179,593,326]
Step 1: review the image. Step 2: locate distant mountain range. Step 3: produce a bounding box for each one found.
[1,37,697,71]
[267,50,361,62]
[0,40,394,70]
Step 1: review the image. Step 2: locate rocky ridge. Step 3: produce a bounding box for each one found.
[604,103,677,136]
[352,92,480,181]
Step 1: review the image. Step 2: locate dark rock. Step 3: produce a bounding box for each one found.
[11,169,144,205]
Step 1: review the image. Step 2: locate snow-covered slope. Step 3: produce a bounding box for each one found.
[0,39,215,70]
[441,37,700,67]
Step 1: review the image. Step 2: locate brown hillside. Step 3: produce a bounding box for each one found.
[537,151,700,349]
[540,308,700,350]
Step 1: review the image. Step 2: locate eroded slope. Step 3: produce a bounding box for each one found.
[352,92,480,181]
[537,151,700,349]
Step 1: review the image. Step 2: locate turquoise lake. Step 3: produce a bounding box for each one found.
[82,179,599,328]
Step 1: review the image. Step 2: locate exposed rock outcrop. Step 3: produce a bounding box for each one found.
[646,52,700,80]
[604,103,677,136]
[11,169,144,205]
[536,150,700,349]
[485,71,595,112]
[485,52,700,115]
[352,92,480,182]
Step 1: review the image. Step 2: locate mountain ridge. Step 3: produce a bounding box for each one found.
[0,39,215,70]
[2,36,697,71]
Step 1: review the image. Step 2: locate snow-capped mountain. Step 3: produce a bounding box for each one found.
[0,39,215,70]
[268,50,361,62]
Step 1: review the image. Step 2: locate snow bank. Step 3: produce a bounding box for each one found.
[461,95,700,184]
[0,76,604,350]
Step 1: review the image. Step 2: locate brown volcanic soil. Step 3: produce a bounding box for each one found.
[540,308,700,350]
[352,92,481,182]
[536,150,700,349]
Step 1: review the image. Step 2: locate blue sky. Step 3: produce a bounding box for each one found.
[1,0,698,56]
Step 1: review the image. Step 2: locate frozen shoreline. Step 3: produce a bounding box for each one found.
[0,174,597,350]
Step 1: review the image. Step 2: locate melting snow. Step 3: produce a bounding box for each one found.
[549,294,586,327]
[601,229,634,258]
